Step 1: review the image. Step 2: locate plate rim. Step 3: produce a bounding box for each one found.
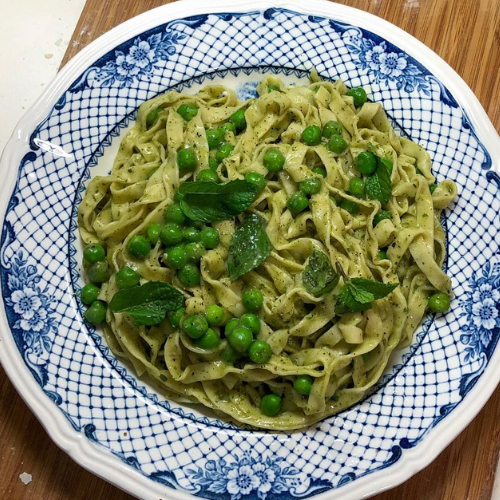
[0,1,499,499]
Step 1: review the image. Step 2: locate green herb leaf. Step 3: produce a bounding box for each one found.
[227,214,273,282]
[109,280,184,326]
[365,157,392,204]
[350,278,398,299]
[336,285,373,314]
[302,250,339,297]
[178,180,258,223]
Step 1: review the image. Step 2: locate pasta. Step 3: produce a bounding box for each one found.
[78,73,457,430]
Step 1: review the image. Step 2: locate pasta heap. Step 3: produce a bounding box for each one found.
[78,74,457,430]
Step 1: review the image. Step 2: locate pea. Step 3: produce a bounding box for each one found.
[224,318,240,337]
[166,246,188,270]
[206,128,224,150]
[263,148,285,172]
[185,242,205,262]
[177,103,198,121]
[245,172,267,192]
[80,284,100,305]
[165,204,185,225]
[177,148,198,172]
[173,190,182,203]
[178,263,201,287]
[220,343,239,364]
[242,288,264,312]
[339,199,359,215]
[349,177,365,198]
[248,340,272,364]
[373,210,392,226]
[160,223,183,246]
[128,235,151,258]
[428,292,451,313]
[300,178,322,196]
[84,301,107,325]
[168,307,185,329]
[356,151,377,175]
[88,261,110,283]
[260,393,281,416]
[200,227,219,249]
[215,144,234,164]
[229,109,246,132]
[146,107,162,128]
[294,375,313,396]
[228,326,253,353]
[330,196,337,205]
[301,125,322,146]
[115,266,140,289]
[197,169,219,183]
[240,313,260,334]
[430,183,438,194]
[208,158,218,170]
[83,244,105,264]
[146,224,161,245]
[287,192,309,216]
[195,328,220,349]
[322,120,342,138]
[328,135,348,154]
[182,314,209,339]
[182,227,200,243]
[220,122,236,135]
[378,249,388,260]
[312,167,327,178]
[268,84,280,93]
[206,304,224,326]
[347,87,368,107]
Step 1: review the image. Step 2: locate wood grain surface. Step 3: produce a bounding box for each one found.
[1,1,499,499]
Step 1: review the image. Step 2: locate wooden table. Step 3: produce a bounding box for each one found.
[1,1,499,499]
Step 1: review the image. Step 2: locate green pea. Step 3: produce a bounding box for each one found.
[322,120,343,138]
[260,393,281,416]
[206,128,224,150]
[177,103,198,121]
[215,144,234,164]
[220,343,239,364]
[220,122,236,135]
[330,196,337,205]
[173,190,182,203]
[115,266,140,289]
[242,288,264,312]
[178,263,201,287]
[339,199,359,215]
[224,318,240,337]
[146,107,162,128]
[166,246,188,270]
[146,224,161,245]
[195,328,220,349]
[208,158,218,170]
[430,183,438,194]
[160,224,183,247]
[312,167,327,178]
[428,292,451,313]
[356,152,377,175]
[228,326,253,353]
[248,340,272,364]
[182,314,209,339]
[182,227,200,243]
[347,87,368,107]
[294,375,313,396]
[128,235,151,258]
[200,227,219,249]
[189,220,205,230]
[301,125,322,146]
[80,284,100,305]
[349,177,365,198]
[165,204,186,225]
[287,192,309,216]
[300,178,322,196]
[206,304,224,326]
[239,313,260,334]
[245,172,267,192]
[88,261,109,283]
[168,307,185,329]
[229,109,247,132]
[197,169,219,183]
[83,244,105,264]
[373,210,392,226]
[378,249,388,260]
[263,148,285,172]
[328,135,348,154]
[84,300,107,325]
[268,84,280,93]
[177,148,198,172]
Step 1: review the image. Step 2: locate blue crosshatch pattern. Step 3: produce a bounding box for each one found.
[1,8,499,500]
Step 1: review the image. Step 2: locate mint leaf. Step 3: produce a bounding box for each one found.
[350,278,398,299]
[178,180,258,223]
[227,214,273,282]
[302,251,339,297]
[336,285,373,314]
[349,283,374,304]
[109,280,184,326]
[365,157,392,204]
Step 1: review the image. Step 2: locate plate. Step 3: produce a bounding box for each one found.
[1,1,499,499]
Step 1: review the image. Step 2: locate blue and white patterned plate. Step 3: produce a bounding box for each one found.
[1,1,499,499]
